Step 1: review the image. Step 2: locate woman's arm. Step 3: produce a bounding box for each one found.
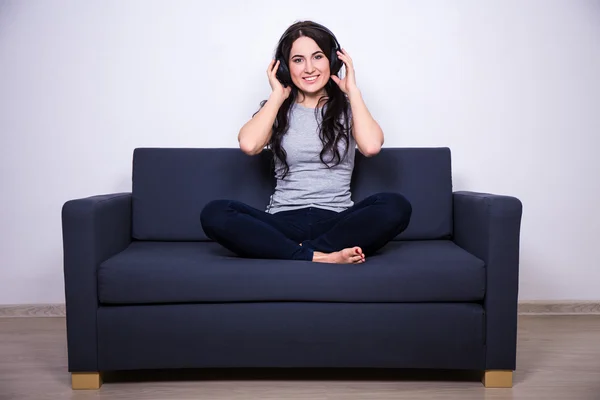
[347,88,384,157]
[331,49,384,157]
[238,59,291,156]
[238,93,285,155]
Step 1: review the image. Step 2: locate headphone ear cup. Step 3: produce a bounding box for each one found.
[276,58,292,87]
[330,48,343,76]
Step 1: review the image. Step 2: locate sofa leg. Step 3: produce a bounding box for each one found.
[71,372,102,389]
[482,370,513,388]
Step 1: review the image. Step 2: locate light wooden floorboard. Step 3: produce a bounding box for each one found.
[0,315,599,399]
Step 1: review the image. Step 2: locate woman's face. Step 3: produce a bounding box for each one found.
[288,36,330,96]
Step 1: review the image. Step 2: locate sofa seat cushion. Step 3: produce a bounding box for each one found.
[98,240,485,304]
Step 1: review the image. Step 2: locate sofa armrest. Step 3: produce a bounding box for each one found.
[61,193,132,372]
[453,191,523,370]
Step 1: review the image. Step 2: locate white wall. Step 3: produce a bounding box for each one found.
[1,0,599,304]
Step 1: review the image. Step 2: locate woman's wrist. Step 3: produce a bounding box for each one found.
[269,92,287,107]
[347,86,361,101]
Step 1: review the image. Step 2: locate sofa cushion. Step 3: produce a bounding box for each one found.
[131,147,453,242]
[351,147,453,240]
[98,240,485,304]
[131,148,275,242]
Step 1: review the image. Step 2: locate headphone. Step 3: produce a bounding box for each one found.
[274,23,343,88]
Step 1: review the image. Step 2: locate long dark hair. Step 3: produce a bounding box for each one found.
[254,21,353,179]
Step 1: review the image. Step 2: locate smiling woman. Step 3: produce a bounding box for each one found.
[200,20,412,265]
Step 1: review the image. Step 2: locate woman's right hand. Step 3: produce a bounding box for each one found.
[267,59,292,102]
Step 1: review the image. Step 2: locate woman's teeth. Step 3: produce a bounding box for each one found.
[304,76,318,81]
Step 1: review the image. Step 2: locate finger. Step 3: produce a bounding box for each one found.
[339,57,354,77]
[268,61,276,77]
[337,55,351,69]
[337,51,353,66]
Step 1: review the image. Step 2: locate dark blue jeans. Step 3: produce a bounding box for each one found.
[200,192,412,261]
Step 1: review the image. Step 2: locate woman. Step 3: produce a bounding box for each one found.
[201,20,412,264]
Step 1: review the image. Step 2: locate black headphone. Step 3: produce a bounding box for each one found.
[274,23,343,88]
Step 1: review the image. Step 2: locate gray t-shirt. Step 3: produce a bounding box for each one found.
[266,102,356,214]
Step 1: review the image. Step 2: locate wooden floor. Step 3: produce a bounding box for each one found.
[0,315,599,399]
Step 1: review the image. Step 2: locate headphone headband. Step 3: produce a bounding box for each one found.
[276,24,341,52]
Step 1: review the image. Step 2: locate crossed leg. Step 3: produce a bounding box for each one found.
[302,192,413,260]
[200,200,377,263]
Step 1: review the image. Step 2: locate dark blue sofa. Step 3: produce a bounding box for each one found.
[62,147,522,389]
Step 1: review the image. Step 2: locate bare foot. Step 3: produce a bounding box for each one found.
[312,247,365,264]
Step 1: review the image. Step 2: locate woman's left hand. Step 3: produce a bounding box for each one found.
[331,48,358,95]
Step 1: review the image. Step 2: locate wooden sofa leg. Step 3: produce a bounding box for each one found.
[482,370,513,388]
[72,372,102,389]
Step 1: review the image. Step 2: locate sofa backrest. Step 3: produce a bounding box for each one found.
[131,147,453,241]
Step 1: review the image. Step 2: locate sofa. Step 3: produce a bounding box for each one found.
[61,147,523,390]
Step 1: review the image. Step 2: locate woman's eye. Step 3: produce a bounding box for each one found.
[315,55,323,60]
[293,58,302,63]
